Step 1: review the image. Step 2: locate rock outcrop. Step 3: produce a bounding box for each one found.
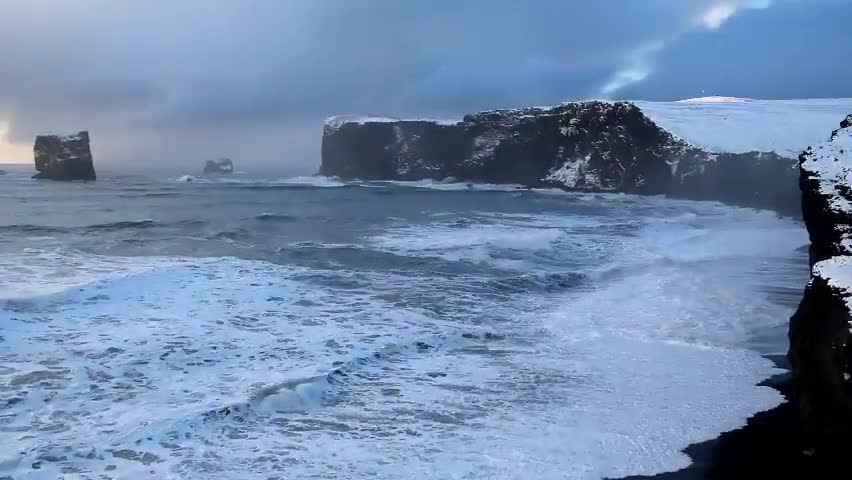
[789,114,852,455]
[204,158,234,174]
[32,131,96,181]
[321,101,800,215]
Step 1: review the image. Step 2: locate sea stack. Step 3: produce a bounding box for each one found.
[33,131,96,181]
[789,113,852,457]
[204,158,234,174]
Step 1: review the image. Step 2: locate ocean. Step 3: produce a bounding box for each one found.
[0,165,809,479]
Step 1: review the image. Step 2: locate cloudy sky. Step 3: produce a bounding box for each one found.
[1,0,850,171]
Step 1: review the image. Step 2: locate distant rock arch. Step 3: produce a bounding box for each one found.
[204,158,234,174]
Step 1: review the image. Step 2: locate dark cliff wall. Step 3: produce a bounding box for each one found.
[789,114,852,456]
[321,101,800,215]
[33,131,96,181]
[321,121,469,180]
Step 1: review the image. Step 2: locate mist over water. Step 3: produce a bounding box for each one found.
[0,166,808,479]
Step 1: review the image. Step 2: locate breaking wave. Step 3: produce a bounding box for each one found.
[0,175,809,479]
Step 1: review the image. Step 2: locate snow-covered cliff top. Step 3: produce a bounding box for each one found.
[803,115,852,251]
[327,99,852,158]
[814,257,852,311]
[675,96,752,104]
[801,115,852,216]
[636,99,852,157]
[803,114,852,308]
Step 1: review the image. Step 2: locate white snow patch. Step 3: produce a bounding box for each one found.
[801,119,852,218]
[815,256,852,312]
[806,118,852,310]
[468,131,506,165]
[544,155,605,189]
[676,96,752,103]
[546,159,582,188]
[635,98,852,156]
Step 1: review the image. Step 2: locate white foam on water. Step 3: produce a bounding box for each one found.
[253,376,329,413]
[168,175,348,188]
[368,212,605,270]
[380,179,526,192]
[270,175,346,187]
[1,254,464,479]
[169,174,210,183]
[0,249,174,300]
[0,197,808,479]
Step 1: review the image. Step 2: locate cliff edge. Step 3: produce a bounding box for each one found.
[789,114,852,455]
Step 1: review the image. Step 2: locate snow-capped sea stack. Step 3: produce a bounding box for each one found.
[32,131,96,181]
[789,114,852,454]
[321,101,802,214]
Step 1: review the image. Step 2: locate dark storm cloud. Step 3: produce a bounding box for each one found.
[0,0,849,169]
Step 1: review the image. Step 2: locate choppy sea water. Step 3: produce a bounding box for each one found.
[0,166,808,479]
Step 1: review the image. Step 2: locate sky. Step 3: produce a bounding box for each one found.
[1,0,850,171]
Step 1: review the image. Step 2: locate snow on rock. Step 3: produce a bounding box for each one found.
[321,99,844,214]
[32,130,96,181]
[801,114,852,221]
[545,157,582,188]
[813,256,852,311]
[789,113,852,454]
[635,98,852,157]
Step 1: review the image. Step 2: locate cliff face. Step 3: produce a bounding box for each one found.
[321,101,800,214]
[789,114,852,453]
[33,131,96,181]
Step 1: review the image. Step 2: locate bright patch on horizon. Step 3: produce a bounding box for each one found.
[0,121,32,164]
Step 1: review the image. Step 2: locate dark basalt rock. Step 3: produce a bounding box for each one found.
[788,114,852,459]
[204,158,234,174]
[32,131,96,181]
[321,101,800,215]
